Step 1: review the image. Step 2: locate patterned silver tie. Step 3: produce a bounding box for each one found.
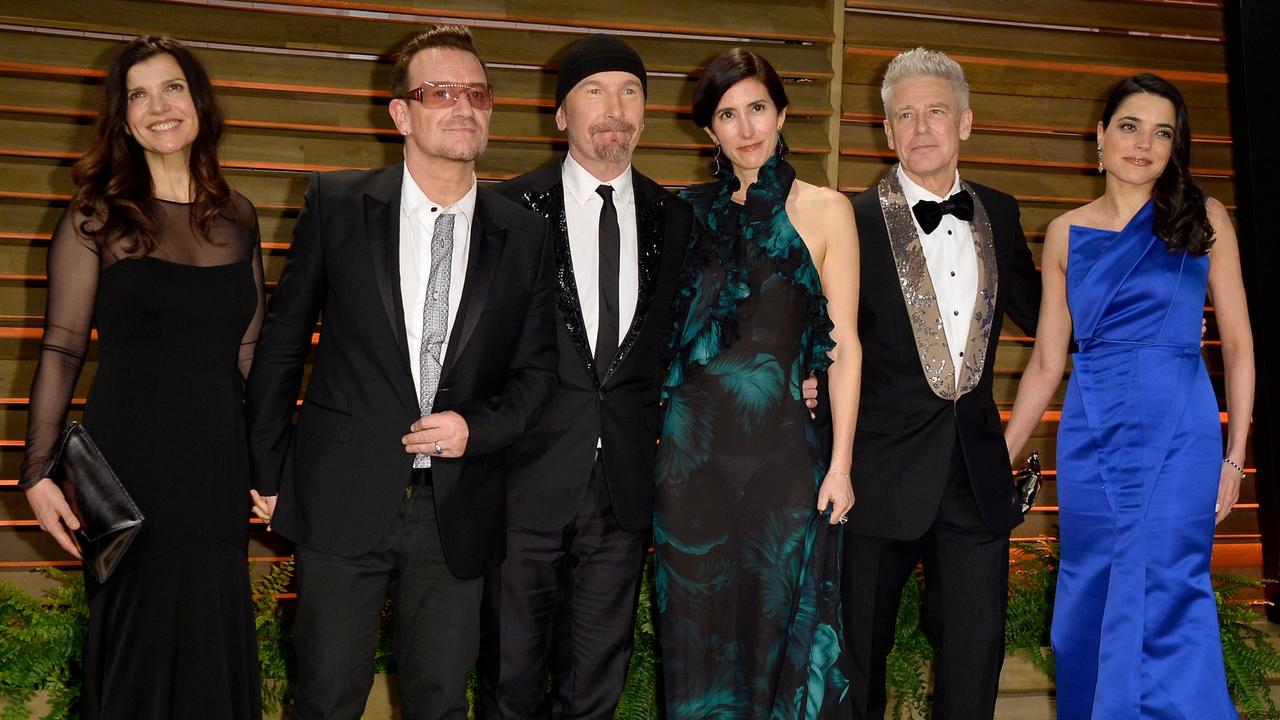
[414,212,455,468]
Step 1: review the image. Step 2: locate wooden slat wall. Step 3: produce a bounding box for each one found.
[0,0,1255,587]
[0,0,843,585]
[841,0,1256,570]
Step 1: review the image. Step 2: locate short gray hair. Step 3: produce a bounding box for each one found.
[880,47,970,116]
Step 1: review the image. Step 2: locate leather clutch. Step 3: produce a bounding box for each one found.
[47,423,144,583]
[1015,451,1042,516]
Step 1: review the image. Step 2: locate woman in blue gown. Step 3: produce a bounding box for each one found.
[1004,73,1254,719]
[654,49,861,719]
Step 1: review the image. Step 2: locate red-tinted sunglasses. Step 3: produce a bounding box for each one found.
[401,81,494,110]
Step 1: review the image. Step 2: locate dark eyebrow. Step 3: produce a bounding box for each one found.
[1117,114,1174,131]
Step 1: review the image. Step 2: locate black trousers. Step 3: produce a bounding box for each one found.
[477,458,647,720]
[291,481,482,720]
[842,442,1010,720]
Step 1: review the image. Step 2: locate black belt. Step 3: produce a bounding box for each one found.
[406,468,433,498]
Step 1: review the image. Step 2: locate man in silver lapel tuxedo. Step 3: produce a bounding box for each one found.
[841,47,1042,719]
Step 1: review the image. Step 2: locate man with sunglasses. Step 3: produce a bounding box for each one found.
[245,25,558,720]
[473,35,695,720]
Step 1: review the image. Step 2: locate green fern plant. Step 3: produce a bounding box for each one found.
[1217,574,1280,720]
[252,558,295,715]
[883,574,933,720]
[0,569,87,720]
[614,557,659,720]
[1004,539,1057,679]
[4,552,1279,720]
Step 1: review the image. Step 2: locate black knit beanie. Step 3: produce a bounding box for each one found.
[554,35,648,109]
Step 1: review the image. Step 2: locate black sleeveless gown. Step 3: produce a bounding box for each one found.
[22,195,265,718]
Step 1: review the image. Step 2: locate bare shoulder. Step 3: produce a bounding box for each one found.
[792,180,852,216]
[1205,196,1232,225]
[1053,199,1102,232]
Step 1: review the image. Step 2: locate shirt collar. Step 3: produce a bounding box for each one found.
[896,164,962,206]
[561,152,633,208]
[401,162,478,226]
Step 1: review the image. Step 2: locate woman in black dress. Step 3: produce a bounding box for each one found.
[20,36,264,719]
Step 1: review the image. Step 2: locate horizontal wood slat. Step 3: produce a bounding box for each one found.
[845,0,1225,38]
[0,0,835,78]
[191,0,839,42]
[842,49,1228,107]
[844,10,1226,72]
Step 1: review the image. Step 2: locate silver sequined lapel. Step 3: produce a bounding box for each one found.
[957,178,997,397]
[877,167,996,401]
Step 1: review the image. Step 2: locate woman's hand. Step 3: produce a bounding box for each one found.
[1215,461,1242,525]
[817,470,855,526]
[25,478,82,558]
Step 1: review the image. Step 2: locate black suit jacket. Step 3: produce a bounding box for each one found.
[492,158,693,532]
[245,164,558,579]
[848,177,1040,540]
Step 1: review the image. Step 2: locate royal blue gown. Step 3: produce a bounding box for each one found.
[1053,200,1236,719]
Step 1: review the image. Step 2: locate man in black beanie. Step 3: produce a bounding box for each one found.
[476,34,695,719]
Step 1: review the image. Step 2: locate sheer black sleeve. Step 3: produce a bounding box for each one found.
[238,201,266,380]
[20,210,99,488]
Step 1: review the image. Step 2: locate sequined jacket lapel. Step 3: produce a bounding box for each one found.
[877,166,998,401]
[521,185,596,378]
[517,165,665,386]
[956,177,999,396]
[609,169,666,381]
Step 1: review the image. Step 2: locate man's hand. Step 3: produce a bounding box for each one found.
[802,373,819,418]
[250,489,278,530]
[403,410,469,458]
[25,478,82,558]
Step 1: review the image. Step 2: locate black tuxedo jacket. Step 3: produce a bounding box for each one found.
[245,164,558,579]
[493,158,693,532]
[848,173,1040,540]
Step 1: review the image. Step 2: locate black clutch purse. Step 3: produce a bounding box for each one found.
[47,423,144,583]
[1015,451,1042,516]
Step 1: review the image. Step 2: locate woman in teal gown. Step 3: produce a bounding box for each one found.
[1005,74,1254,718]
[654,49,861,719]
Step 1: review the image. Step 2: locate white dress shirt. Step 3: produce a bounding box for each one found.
[897,166,978,384]
[399,163,476,395]
[561,152,639,356]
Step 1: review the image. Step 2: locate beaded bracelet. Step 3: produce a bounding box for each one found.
[1223,457,1246,480]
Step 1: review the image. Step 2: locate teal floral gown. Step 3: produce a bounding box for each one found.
[655,155,849,719]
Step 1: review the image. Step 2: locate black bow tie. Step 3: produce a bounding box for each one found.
[912,190,974,235]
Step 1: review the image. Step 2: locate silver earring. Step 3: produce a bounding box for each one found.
[711,143,724,177]
[1096,143,1104,174]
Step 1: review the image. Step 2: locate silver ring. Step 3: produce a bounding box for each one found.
[433,442,443,456]
[838,515,848,525]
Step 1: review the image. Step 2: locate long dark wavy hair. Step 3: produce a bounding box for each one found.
[70,36,230,255]
[1101,73,1213,255]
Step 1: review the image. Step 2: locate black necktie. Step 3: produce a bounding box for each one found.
[912,189,974,235]
[595,185,620,382]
